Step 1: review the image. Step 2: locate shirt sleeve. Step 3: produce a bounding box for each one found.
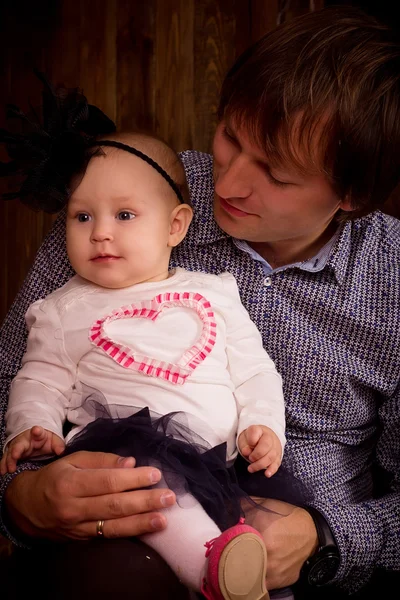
[310,382,400,592]
[0,212,73,545]
[219,272,286,452]
[5,297,75,447]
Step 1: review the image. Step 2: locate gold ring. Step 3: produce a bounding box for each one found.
[96,519,105,537]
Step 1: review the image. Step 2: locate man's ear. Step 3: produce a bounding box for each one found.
[339,194,354,212]
[168,204,193,247]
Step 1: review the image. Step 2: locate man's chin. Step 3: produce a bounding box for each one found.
[214,205,248,239]
[214,202,237,234]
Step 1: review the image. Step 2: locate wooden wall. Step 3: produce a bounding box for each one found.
[6,0,398,324]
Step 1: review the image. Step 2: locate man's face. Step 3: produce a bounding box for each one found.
[212,121,351,247]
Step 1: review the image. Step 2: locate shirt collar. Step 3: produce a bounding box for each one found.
[233,222,352,285]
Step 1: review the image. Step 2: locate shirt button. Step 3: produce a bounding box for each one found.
[263,276,272,287]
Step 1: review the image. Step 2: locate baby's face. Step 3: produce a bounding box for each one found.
[66,149,181,288]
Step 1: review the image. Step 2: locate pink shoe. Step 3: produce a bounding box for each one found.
[201,520,270,600]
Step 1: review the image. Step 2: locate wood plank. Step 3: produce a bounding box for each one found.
[154,0,195,152]
[0,2,60,319]
[46,1,81,88]
[250,0,279,42]
[78,0,117,123]
[284,0,322,22]
[193,0,237,153]
[116,0,156,132]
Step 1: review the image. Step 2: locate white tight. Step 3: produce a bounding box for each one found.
[140,490,221,591]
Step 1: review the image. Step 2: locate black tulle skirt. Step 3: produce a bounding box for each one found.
[63,407,308,532]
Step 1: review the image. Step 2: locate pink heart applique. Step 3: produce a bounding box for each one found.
[89,291,217,385]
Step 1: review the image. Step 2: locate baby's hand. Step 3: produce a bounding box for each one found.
[238,425,282,478]
[0,426,65,476]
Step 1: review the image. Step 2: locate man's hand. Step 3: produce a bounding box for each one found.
[245,498,319,590]
[4,451,176,541]
[1,426,65,475]
[238,425,282,477]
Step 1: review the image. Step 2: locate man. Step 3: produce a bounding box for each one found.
[1,6,399,599]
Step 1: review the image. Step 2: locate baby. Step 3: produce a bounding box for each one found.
[1,128,285,600]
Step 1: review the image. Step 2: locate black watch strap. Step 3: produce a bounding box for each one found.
[301,506,340,586]
[306,506,337,549]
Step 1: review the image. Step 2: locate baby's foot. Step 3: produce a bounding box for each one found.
[202,519,269,600]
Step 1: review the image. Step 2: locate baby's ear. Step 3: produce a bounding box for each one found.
[168,204,193,247]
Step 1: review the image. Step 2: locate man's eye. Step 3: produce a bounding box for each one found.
[77,213,91,222]
[117,211,135,221]
[267,172,289,188]
[263,165,291,188]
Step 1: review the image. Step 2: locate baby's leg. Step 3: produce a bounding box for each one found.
[140,491,221,591]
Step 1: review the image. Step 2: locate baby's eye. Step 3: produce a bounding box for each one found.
[117,211,135,221]
[77,213,91,222]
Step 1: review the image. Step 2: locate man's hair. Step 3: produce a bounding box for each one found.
[218,6,400,218]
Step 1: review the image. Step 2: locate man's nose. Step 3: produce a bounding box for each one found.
[214,155,252,199]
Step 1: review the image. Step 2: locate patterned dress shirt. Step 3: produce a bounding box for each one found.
[0,151,399,593]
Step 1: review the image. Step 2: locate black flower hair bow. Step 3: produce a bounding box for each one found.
[0,70,116,213]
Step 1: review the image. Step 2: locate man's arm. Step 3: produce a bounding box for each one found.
[309,383,400,592]
[249,384,400,594]
[3,451,175,543]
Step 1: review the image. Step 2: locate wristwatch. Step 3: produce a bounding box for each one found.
[300,506,340,587]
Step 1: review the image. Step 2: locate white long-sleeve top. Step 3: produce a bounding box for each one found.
[5,268,286,461]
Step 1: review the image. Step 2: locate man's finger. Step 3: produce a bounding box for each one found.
[61,450,136,471]
[116,456,135,468]
[74,511,168,540]
[71,465,164,498]
[78,488,176,522]
[103,512,168,538]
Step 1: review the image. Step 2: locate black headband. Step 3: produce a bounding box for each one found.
[89,140,184,204]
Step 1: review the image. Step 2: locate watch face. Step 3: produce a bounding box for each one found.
[308,552,340,586]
